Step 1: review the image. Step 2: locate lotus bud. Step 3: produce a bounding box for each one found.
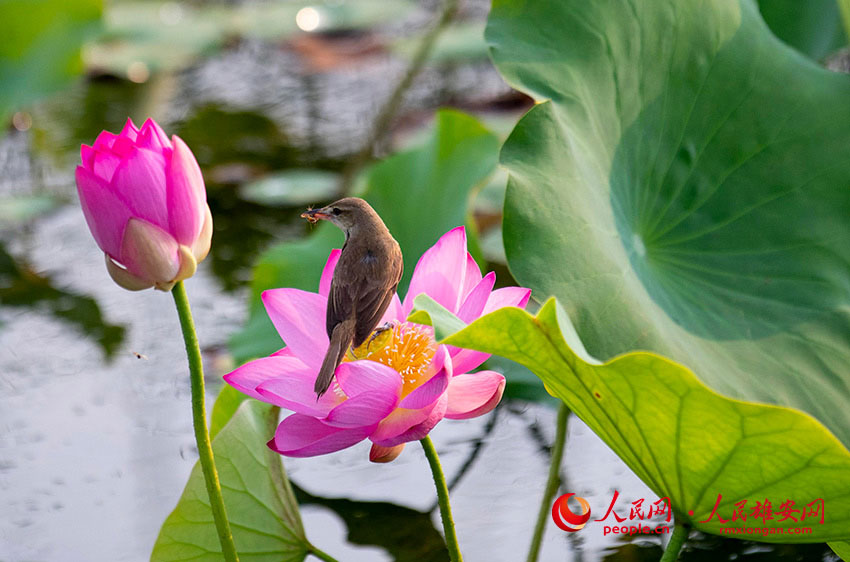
[75,118,212,291]
[369,443,405,463]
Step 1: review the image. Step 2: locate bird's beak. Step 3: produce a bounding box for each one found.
[301,207,330,223]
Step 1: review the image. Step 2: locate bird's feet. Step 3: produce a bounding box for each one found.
[367,322,395,350]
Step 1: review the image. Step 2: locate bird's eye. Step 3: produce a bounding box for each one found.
[332,208,342,216]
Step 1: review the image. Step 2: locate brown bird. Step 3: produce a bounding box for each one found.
[301,198,403,397]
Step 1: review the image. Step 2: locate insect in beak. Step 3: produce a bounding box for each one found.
[301,206,328,224]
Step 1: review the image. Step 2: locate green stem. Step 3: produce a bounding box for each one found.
[338,0,459,194]
[171,281,239,562]
[420,435,464,562]
[307,543,340,562]
[659,519,690,562]
[526,403,570,562]
[838,0,850,41]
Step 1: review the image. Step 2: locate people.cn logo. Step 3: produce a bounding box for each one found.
[552,493,592,532]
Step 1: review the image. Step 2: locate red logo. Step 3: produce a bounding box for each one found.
[552,493,592,532]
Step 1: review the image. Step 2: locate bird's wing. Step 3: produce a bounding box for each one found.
[353,250,403,347]
[353,283,397,347]
[327,246,403,348]
[325,252,379,338]
[326,274,353,338]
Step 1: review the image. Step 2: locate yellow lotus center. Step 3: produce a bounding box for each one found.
[345,322,437,398]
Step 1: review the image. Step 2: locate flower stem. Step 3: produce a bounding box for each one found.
[171,281,239,562]
[420,435,463,562]
[307,543,340,562]
[526,403,570,562]
[659,519,689,562]
[338,0,458,194]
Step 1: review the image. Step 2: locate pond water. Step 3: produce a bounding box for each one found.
[0,2,840,561]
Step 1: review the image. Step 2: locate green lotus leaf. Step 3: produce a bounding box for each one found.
[411,296,850,542]
[485,0,850,547]
[152,400,310,561]
[408,294,466,341]
[209,384,250,440]
[489,0,850,455]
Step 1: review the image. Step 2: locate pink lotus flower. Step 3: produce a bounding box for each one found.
[225,227,530,461]
[75,118,212,291]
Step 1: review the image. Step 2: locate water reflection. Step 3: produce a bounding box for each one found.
[0,242,125,358]
[294,483,449,561]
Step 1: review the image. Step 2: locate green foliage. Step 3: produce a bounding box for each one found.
[412,296,850,542]
[831,541,850,560]
[485,0,850,549]
[408,294,466,340]
[209,384,250,441]
[757,0,846,60]
[204,386,452,560]
[0,0,102,125]
[152,399,309,562]
[229,109,499,363]
[489,0,850,449]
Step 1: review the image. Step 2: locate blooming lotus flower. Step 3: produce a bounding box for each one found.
[225,227,531,461]
[75,118,212,291]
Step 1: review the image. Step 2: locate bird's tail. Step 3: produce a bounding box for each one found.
[315,319,355,398]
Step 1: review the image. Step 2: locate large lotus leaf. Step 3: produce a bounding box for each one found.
[410,296,850,542]
[488,0,850,453]
[229,109,498,363]
[152,400,309,561]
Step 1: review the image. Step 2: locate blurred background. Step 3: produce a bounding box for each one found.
[0,0,845,560]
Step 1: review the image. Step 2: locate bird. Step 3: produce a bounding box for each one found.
[301,197,403,397]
